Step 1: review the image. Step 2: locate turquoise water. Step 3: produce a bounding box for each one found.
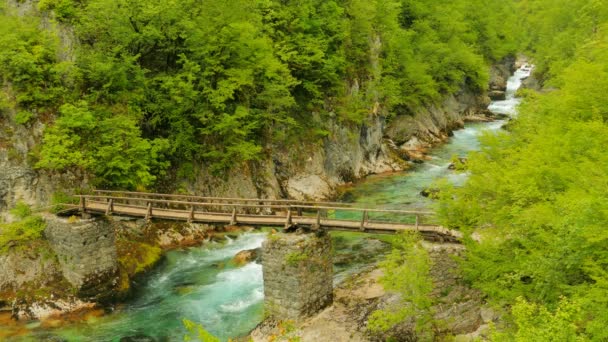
[28,234,267,341]
[7,67,530,341]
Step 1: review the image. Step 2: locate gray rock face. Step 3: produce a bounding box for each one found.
[0,242,63,292]
[489,56,516,92]
[44,217,119,299]
[488,90,507,100]
[262,232,333,319]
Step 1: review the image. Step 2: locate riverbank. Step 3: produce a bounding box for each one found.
[248,62,532,341]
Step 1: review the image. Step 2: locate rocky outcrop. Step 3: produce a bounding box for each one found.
[0,242,63,295]
[0,240,98,321]
[487,55,515,100]
[233,248,260,266]
[384,85,492,163]
[0,1,83,222]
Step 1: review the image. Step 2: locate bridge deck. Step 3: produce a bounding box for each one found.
[74,191,461,242]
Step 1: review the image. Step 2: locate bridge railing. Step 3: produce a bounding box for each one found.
[90,190,371,208]
[75,191,437,229]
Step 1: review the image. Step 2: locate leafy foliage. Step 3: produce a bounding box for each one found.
[491,297,587,342]
[0,0,517,186]
[368,232,434,338]
[182,319,220,342]
[438,3,608,339]
[0,203,46,254]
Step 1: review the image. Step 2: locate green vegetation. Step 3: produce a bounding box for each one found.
[182,319,221,342]
[284,251,310,267]
[368,232,434,338]
[7,0,608,339]
[0,202,46,254]
[0,0,516,188]
[116,240,163,276]
[490,297,586,342]
[436,1,608,340]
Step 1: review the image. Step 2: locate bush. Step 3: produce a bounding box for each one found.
[10,201,32,219]
[0,216,46,254]
[14,110,34,125]
[368,232,434,338]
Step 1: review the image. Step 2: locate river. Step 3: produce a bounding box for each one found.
[9,66,530,341]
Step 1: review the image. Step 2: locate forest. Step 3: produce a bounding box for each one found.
[0,0,516,188]
[438,0,608,340]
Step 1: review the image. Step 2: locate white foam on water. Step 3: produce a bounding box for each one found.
[219,288,264,313]
[488,65,533,116]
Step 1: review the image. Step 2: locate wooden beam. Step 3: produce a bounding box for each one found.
[145,202,152,221]
[313,210,321,230]
[187,206,194,223]
[285,209,292,229]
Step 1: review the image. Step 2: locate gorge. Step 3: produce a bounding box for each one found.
[2,0,608,341]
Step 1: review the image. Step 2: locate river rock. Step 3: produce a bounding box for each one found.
[420,188,440,198]
[480,307,497,323]
[521,72,541,91]
[488,90,506,100]
[489,74,507,91]
[232,248,260,265]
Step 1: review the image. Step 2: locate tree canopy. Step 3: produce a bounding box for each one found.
[0,0,516,188]
[438,1,608,339]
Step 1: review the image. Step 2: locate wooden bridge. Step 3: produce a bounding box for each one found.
[69,190,461,242]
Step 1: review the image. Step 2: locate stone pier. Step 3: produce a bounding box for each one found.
[44,217,119,300]
[262,231,333,319]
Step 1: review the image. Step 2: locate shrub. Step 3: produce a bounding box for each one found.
[0,216,46,254]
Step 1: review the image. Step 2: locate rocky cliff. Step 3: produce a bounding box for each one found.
[0,73,511,220]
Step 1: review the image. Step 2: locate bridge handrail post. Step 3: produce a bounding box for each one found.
[105,198,113,215]
[415,214,419,230]
[145,202,152,221]
[188,206,194,223]
[79,196,86,213]
[230,208,238,225]
[285,209,292,229]
[314,210,321,230]
[360,210,368,231]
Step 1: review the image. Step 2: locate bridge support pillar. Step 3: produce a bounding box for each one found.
[262,231,333,320]
[45,217,119,300]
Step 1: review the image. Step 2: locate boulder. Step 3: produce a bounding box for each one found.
[489,75,507,91]
[488,90,506,101]
[232,248,260,265]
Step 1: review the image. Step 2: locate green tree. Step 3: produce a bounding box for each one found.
[368,232,434,339]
